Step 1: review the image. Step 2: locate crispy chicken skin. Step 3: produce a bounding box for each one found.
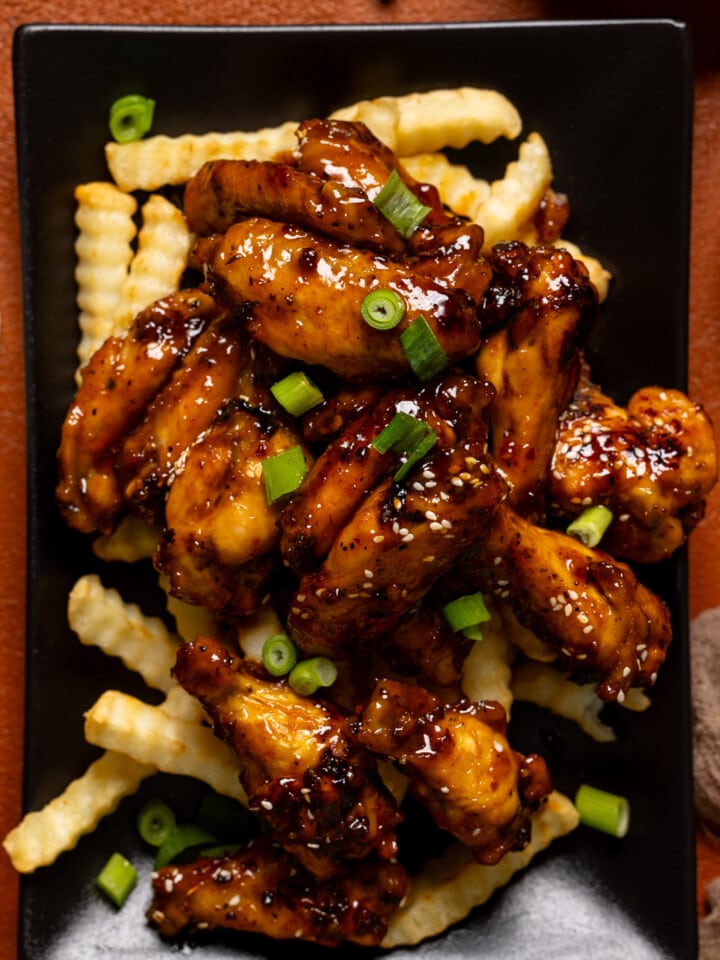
[287,442,506,657]
[202,217,486,381]
[148,836,409,946]
[57,289,221,534]
[381,598,470,688]
[550,378,717,563]
[477,242,597,520]
[465,504,671,701]
[117,310,245,525]
[184,158,407,253]
[353,679,552,864]
[279,374,494,574]
[173,637,402,878]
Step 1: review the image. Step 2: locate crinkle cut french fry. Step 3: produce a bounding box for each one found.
[92,514,161,563]
[472,132,553,250]
[2,751,155,873]
[331,87,522,156]
[401,152,492,217]
[158,572,220,646]
[68,574,178,693]
[381,791,579,948]
[84,690,247,804]
[552,238,612,303]
[460,599,515,719]
[105,122,299,192]
[512,660,650,743]
[73,181,137,381]
[111,194,193,336]
[235,602,284,662]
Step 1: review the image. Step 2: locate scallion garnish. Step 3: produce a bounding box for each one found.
[270,371,324,416]
[288,656,338,696]
[373,169,432,238]
[566,505,613,548]
[155,823,217,869]
[108,94,155,144]
[360,288,406,331]
[262,633,298,677]
[96,852,138,907]
[262,445,308,504]
[574,784,630,838]
[372,411,438,482]
[442,592,492,638]
[400,316,450,381]
[136,798,176,848]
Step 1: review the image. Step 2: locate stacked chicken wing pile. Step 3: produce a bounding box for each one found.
[56,118,716,946]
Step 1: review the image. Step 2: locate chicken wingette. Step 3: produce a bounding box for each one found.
[198,216,489,381]
[148,836,409,947]
[463,502,671,701]
[172,636,402,878]
[549,377,717,563]
[477,241,597,521]
[353,679,552,864]
[56,289,221,534]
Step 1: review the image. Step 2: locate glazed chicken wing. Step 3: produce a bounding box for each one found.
[287,440,506,658]
[353,679,552,864]
[117,310,246,525]
[155,362,309,617]
[56,289,221,534]
[201,217,486,380]
[550,377,717,563]
[477,242,597,520]
[173,636,402,878]
[279,374,494,574]
[149,836,409,947]
[465,503,671,701]
[184,157,406,253]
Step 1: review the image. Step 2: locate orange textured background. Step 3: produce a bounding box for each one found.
[0,0,718,954]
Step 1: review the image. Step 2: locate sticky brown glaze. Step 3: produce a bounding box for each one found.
[352,679,552,865]
[56,289,221,534]
[201,217,484,381]
[464,503,672,702]
[381,598,470,688]
[155,366,309,617]
[300,383,386,445]
[148,836,409,947]
[477,242,597,521]
[117,310,247,525]
[295,117,449,224]
[279,374,495,574]
[184,158,407,254]
[287,442,506,658]
[550,378,718,563]
[173,637,402,878]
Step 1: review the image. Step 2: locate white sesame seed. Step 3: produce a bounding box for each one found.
[228,895,240,907]
[577,612,589,624]
[425,510,438,521]
[472,827,481,837]
[364,569,374,579]
[583,624,594,634]
[493,740,505,753]
[402,533,414,543]
[568,590,579,600]
[494,556,503,565]
[622,666,631,678]
[564,603,573,616]
[451,476,464,487]
[423,555,435,563]
[617,690,626,703]
[373,534,385,543]
[164,878,174,893]
[440,785,450,794]
[430,521,443,531]
[582,496,593,505]
[261,800,273,811]
[480,463,491,474]
[442,519,452,529]
[363,582,373,590]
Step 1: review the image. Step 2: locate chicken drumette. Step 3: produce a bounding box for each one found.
[172,636,402,878]
[353,679,552,864]
[149,836,408,947]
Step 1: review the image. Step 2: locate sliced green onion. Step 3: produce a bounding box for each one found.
[442,592,491,636]
[373,169,432,238]
[270,371,324,416]
[371,411,438,482]
[108,94,155,144]
[360,288,406,331]
[262,633,298,677]
[288,657,338,696]
[400,316,450,381]
[566,505,613,548]
[262,445,308,504]
[574,783,630,838]
[155,823,217,868]
[96,852,138,907]
[136,798,176,848]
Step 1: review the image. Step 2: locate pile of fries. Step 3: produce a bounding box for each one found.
[6,86,631,947]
